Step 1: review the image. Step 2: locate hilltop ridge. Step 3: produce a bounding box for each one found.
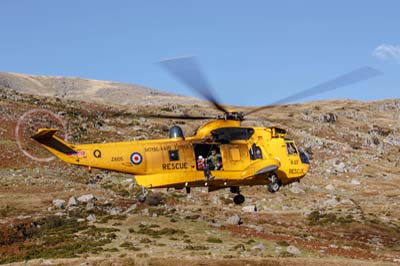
[0,71,205,107]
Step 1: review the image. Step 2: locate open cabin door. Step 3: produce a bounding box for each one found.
[193,143,251,171]
[193,144,222,170]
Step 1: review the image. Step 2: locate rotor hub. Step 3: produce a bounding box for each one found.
[218,111,244,121]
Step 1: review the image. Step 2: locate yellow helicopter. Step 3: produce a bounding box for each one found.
[31,57,381,204]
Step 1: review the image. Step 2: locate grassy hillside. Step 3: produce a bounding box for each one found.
[0,85,399,265]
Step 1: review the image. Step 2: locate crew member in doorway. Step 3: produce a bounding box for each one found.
[197,155,205,170]
[207,149,222,170]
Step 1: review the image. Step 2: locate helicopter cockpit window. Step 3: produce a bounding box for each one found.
[286,142,298,155]
[250,143,263,160]
[169,150,180,161]
[299,150,310,164]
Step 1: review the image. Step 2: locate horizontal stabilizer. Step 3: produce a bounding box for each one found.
[31,128,77,155]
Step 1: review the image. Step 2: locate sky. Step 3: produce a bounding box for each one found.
[0,0,399,106]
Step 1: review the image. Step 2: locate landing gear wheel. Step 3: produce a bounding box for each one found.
[137,194,146,203]
[137,186,148,203]
[233,194,245,205]
[267,182,280,193]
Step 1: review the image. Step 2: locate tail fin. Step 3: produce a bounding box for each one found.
[31,128,77,155]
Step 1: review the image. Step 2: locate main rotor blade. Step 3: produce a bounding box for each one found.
[139,113,216,120]
[159,56,229,113]
[244,66,382,116]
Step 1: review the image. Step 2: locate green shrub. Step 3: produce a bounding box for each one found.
[207,237,223,243]
[276,240,290,247]
[185,245,209,250]
[308,210,354,225]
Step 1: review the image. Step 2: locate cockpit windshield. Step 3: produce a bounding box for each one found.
[285,140,309,164]
[299,150,310,164]
[286,142,298,155]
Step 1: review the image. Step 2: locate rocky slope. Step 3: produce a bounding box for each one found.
[0,79,399,266]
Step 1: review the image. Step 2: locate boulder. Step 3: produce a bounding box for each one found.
[247,224,264,233]
[286,245,301,256]
[251,243,266,255]
[52,199,65,209]
[242,205,257,213]
[87,214,96,222]
[324,198,339,208]
[68,196,78,206]
[124,204,137,214]
[325,184,335,191]
[77,194,96,203]
[282,206,289,211]
[109,207,122,216]
[86,201,95,211]
[334,162,347,173]
[226,214,242,225]
[320,113,337,123]
[251,243,265,252]
[289,185,305,194]
[211,196,221,205]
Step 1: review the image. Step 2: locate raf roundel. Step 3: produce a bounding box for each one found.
[130,152,143,165]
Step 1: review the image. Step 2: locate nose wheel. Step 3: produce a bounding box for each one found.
[267,174,281,193]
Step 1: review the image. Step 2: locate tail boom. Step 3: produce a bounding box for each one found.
[31,128,83,164]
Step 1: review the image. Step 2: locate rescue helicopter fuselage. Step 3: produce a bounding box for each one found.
[32,118,309,204]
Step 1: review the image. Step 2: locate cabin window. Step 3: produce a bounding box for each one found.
[169,150,179,161]
[250,143,263,160]
[286,142,298,155]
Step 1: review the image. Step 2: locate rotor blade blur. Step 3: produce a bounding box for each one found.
[244,66,382,116]
[139,113,216,120]
[159,56,228,113]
